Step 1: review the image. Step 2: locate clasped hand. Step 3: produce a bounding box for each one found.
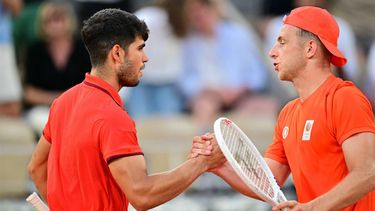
[189,133,226,172]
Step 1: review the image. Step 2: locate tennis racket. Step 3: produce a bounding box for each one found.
[26,192,49,211]
[214,117,287,206]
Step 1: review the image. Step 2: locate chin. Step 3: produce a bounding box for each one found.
[125,81,140,87]
[278,76,288,82]
[278,73,289,82]
[133,81,140,87]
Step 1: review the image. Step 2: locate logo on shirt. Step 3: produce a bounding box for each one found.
[282,126,289,139]
[302,120,314,141]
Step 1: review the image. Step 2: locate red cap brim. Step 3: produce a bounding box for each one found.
[319,36,347,67]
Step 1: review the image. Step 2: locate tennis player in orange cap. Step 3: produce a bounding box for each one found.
[266,6,375,211]
[193,6,375,211]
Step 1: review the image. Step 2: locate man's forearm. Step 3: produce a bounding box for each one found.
[28,136,51,201]
[129,157,207,210]
[29,163,48,201]
[311,169,375,210]
[213,162,261,200]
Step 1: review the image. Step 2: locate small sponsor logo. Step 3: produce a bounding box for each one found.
[223,118,232,125]
[302,120,314,141]
[282,126,289,139]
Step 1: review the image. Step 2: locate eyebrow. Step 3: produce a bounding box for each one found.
[138,43,146,49]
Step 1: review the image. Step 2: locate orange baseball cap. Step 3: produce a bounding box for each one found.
[283,6,347,67]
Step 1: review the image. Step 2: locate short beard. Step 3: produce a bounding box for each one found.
[117,58,140,87]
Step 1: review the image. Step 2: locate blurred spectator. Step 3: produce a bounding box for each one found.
[122,0,188,119]
[0,0,23,118]
[12,0,44,68]
[179,0,271,131]
[73,0,135,28]
[0,0,35,197]
[23,1,91,135]
[264,0,360,90]
[330,0,375,54]
[329,0,375,108]
[228,0,264,22]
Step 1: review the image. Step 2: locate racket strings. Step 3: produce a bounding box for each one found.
[221,123,275,199]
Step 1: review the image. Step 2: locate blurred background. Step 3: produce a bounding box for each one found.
[1,0,375,210]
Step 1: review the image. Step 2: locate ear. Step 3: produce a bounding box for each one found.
[306,40,318,59]
[109,44,126,64]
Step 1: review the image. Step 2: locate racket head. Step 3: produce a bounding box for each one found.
[214,117,287,205]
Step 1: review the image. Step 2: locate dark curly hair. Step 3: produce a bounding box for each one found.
[81,9,149,67]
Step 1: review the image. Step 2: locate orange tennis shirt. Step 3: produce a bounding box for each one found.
[43,73,143,210]
[265,75,375,210]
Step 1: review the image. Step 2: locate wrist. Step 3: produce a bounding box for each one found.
[211,161,228,175]
[306,198,327,211]
[190,155,209,174]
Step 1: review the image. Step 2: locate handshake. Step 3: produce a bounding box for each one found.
[188,133,227,173]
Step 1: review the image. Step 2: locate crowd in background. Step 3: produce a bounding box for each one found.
[2,0,375,137]
[1,0,375,200]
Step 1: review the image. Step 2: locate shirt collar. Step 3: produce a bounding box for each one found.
[83,73,123,108]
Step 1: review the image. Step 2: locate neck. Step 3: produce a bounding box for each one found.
[91,66,121,91]
[293,65,332,101]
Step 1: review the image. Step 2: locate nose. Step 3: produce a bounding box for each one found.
[143,52,149,63]
[268,44,277,59]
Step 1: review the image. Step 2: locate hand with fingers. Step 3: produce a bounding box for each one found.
[272,200,311,211]
[189,133,226,171]
[189,133,213,158]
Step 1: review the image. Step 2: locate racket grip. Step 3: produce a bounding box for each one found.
[277,189,288,203]
[277,190,289,211]
[26,192,49,211]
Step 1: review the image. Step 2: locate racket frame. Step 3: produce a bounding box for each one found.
[26,192,49,211]
[214,117,287,205]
